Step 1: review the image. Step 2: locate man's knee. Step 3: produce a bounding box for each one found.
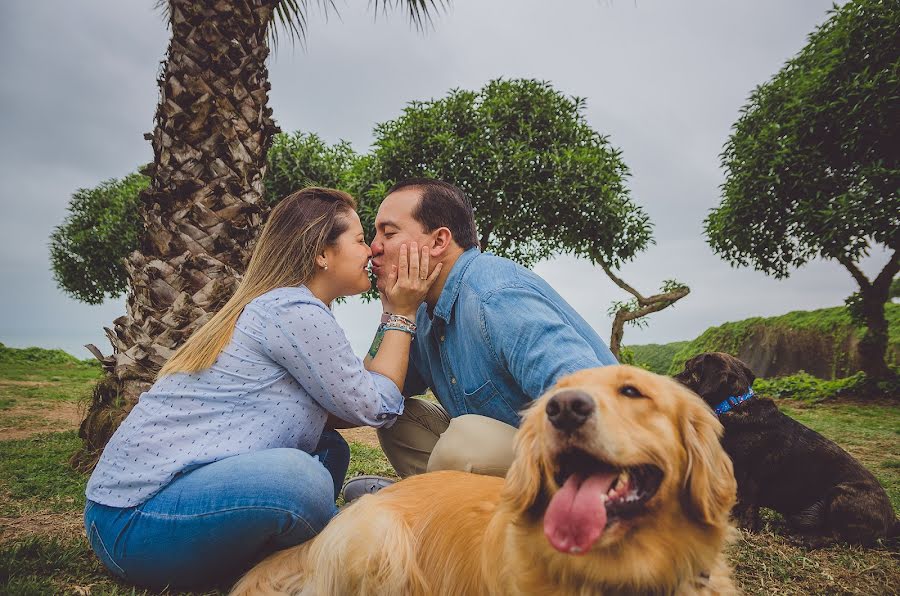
[426,414,516,478]
[377,398,450,478]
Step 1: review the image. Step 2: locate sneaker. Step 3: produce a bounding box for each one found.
[341,475,395,503]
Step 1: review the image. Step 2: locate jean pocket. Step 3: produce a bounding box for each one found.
[88,521,127,579]
[463,380,501,409]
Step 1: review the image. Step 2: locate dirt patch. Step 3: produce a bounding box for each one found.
[0,400,82,441]
[338,426,381,449]
[0,380,53,387]
[0,510,85,544]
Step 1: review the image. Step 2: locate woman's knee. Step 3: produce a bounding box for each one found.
[245,449,337,526]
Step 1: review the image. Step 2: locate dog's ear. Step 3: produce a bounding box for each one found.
[694,354,731,400]
[501,407,545,515]
[678,389,737,526]
[738,358,756,388]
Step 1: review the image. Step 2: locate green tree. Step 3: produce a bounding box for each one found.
[353,78,687,356]
[706,0,899,380]
[50,173,148,305]
[264,131,359,204]
[74,0,445,470]
[51,132,358,306]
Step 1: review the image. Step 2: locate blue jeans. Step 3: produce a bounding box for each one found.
[84,429,350,589]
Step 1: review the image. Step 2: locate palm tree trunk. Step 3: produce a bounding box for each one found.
[73,0,280,471]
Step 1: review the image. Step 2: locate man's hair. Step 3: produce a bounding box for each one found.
[387,178,479,250]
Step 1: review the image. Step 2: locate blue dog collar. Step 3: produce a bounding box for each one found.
[714,387,755,416]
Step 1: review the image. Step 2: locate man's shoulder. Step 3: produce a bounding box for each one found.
[459,253,550,300]
[459,253,520,293]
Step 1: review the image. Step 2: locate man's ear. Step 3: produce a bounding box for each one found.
[429,227,453,257]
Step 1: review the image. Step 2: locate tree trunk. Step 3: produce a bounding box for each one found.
[856,289,893,379]
[73,0,280,471]
[597,261,690,361]
[836,250,898,383]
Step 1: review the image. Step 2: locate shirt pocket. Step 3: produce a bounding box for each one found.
[463,379,501,410]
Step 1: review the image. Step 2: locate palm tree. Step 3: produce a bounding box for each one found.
[73,0,445,471]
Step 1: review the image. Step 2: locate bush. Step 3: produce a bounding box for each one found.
[755,371,900,402]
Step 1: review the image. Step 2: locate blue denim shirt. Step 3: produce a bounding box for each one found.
[405,248,618,427]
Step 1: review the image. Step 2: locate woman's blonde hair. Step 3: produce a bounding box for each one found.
[158,187,357,378]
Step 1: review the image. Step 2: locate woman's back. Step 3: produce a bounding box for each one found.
[87,286,402,508]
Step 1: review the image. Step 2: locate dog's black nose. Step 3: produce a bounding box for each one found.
[546,390,595,433]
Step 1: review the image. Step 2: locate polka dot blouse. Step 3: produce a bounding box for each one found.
[86,286,404,508]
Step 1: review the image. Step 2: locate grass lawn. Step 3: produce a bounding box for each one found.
[0,358,897,595]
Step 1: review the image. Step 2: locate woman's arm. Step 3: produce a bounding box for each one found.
[364,242,441,390]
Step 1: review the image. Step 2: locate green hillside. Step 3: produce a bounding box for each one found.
[0,342,94,366]
[627,342,690,374]
[627,304,899,379]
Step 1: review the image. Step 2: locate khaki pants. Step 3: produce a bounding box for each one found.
[377,398,517,479]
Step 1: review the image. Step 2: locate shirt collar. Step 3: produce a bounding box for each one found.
[433,247,481,323]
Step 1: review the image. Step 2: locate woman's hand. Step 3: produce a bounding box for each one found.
[379,242,443,317]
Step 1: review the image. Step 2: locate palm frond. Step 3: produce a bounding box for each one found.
[370,0,449,31]
[272,0,338,50]
[156,0,447,49]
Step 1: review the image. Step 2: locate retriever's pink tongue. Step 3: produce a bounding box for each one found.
[544,472,617,554]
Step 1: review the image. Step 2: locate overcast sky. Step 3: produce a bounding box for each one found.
[1,0,889,359]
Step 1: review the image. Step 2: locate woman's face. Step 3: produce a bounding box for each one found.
[321,210,373,297]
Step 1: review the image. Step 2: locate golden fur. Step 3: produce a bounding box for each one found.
[232,366,738,595]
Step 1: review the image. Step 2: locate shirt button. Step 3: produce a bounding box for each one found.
[440,335,445,342]
[451,378,456,384]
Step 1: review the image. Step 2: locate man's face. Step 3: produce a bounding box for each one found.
[371,187,433,292]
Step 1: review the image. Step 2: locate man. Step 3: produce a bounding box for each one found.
[343,178,618,500]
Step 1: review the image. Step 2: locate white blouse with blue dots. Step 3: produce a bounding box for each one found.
[86,286,404,508]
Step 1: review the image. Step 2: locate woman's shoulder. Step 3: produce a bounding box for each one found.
[247,286,331,319]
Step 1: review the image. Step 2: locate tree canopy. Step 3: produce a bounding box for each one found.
[358,78,653,269]
[264,131,358,205]
[706,0,898,277]
[50,173,148,305]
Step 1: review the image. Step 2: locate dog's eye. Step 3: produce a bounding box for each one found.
[619,385,645,399]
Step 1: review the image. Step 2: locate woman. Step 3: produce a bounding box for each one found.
[83,187,441,589]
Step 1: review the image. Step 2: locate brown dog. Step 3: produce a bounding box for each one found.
[231,366,738,595]
[674,352,898,546]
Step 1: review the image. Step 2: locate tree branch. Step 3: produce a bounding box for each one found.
[835,253,872,291]
[598,260,647,304]
[617,287,691,323]
[479,222,493,251]
[872,248,899,293]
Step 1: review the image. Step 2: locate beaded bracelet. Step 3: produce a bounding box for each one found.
[380,313,417,336]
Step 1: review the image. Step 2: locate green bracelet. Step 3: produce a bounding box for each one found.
[382,325,415,337]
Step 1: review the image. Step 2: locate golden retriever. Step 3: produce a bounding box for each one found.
[232,365,738,595]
